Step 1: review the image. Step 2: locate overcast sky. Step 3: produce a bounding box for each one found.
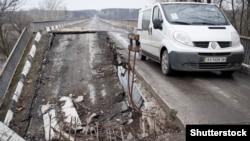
[22,0,153,10]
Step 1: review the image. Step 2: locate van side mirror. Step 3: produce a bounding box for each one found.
[153,19,163,30]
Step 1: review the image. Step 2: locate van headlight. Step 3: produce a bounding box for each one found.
[232,31,240,46]
[174,32,194,46]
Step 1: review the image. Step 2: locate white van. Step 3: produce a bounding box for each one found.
[137,2,244,76]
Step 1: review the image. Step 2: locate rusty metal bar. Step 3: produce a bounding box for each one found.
[240,37,250,65]
[127,33,140,111]
[49,30,105,34]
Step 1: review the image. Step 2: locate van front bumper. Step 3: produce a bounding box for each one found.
[168,51,244,71]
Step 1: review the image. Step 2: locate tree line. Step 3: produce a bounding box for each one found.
[1,0,250,59]
[98,8,139,20]
[0,0,97,58]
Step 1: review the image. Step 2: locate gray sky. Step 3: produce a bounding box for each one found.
[22,0,153,10]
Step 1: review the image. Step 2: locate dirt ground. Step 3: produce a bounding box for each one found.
[5,31,183,141]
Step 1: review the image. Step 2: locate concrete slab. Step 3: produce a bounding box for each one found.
[41,104,57,140]
[50,28,105,34]
[0,122,25,141]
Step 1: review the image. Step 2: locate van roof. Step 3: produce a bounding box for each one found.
[160,2,213,5]
[139,2,214,11]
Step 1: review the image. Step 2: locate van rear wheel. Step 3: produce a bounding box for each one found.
[161,50,173,76]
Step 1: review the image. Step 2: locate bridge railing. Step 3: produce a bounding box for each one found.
[240,36,250,66]
[99,18,137,32]
[33,19,86,32]
[112,19,137,27]
[0,20,85,107]
[0,25,33,106]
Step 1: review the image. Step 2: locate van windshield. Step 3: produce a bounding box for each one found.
[162,4,229,25]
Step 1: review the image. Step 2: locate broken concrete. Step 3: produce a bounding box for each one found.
[0,122,25,141]
[5,21,182,140]
[59,95,83,131]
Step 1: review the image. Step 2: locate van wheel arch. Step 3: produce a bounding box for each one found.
[160,47,167,61]
[160,47,174,76]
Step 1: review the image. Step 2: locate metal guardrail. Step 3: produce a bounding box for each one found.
[240,36,250,65]
[0,25,33,106]
[0,19,85,107]
[33,20,84,32]
[111,20,137,27]
[100,18,137,32]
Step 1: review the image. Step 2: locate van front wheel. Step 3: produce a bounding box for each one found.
[161,50,173,76]
[139,49,146,60]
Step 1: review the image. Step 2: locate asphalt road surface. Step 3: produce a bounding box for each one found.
[8,19,183,140]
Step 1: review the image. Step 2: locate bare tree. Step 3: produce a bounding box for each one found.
[231,0,237,26]
[0,0,18,16]
[218,0,223,7]
[154,0,169,2]
[39,0,66,21]
[238,0,250,36]
[239,0,245,34]
[245,0,250,35]
[0,22,11,57]
[0,0,21,57]
[211,0,250,36]
[9,11,32,34]
[193,0,202,2]
[152,0,211,2]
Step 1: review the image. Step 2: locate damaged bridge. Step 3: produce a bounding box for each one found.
[0,18,181,141]
[1,16,250,141]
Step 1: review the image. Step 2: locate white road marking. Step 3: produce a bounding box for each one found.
[88,84,96,104]
[101,89,107,97]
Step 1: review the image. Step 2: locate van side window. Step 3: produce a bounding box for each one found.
[142,9,151,30]
[153,6,163,21]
